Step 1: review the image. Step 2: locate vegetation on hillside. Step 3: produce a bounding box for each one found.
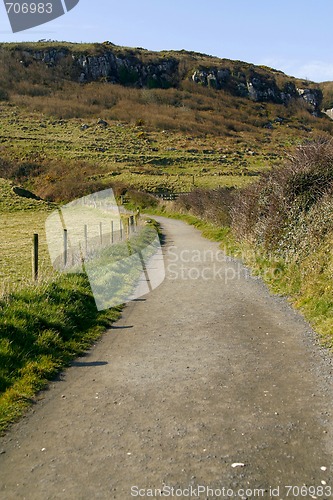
[0,42,331,203]
[320,81,333,109]
[230,139,333,341]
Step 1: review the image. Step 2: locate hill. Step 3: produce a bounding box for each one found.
[0,42,332,201]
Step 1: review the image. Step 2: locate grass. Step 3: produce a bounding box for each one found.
[0,273,122,433]
[0,100,277,200]
[0,220,159,433]
[0,178,55,288]
[0,98,330,202]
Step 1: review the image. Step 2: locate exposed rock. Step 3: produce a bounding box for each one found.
[97,118,108,127]
[74,52,179,88]
[297,88,322,107]
[191,66,322,109]
[192,68,231,88]
[6,45,323,110]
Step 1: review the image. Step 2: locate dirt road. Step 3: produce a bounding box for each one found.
[0,217,332,499]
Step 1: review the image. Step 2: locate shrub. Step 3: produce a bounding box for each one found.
[231,138,333,255]
[126,189,159,209]
[175,187,234,226]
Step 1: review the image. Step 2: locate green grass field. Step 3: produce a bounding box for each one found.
[2,92,329,202]
[0,101,276,196]
[0,178,55,289]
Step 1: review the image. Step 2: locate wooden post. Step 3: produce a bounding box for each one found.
[32,233,38,282]
[63,229,68,267]
[126,218,129,239]
[84,225,88,256]
[120,220,123,241]
[99,222,103,246]
[111,220,114,244]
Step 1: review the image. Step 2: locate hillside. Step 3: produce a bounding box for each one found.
[0,41,324,103]
[0,42,332,201]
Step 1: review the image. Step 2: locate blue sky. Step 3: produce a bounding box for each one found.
[0,0,332,82]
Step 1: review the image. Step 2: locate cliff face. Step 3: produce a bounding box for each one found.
[20,46,181,88]
[191,68,322,109]
[10,43,323,111]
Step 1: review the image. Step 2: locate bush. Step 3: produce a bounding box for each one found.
[175,187,234,226]
[126,189,159,209]
[231,138,333,255]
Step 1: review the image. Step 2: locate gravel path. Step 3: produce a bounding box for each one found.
[0,217,332,500]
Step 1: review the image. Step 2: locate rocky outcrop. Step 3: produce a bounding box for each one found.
[76,52,179,88]
[191,67,322,109]
[19,46,179,89]
[296,88,322,108]
[11,44,323,110]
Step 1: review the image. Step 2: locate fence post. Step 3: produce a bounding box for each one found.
[120,220,123,241]
[84,224,88,256]
[99,222,103,246]
[63,229,68,267]
[32,233,38,282]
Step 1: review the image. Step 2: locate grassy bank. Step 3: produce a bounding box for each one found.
[230,140,333,346]
[0,274,121,433]
[0,178,55,289]
[0,220,159,433]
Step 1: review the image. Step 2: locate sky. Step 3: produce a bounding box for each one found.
[0,0,332,82]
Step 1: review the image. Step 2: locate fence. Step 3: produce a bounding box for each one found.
[31,214,139,282]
